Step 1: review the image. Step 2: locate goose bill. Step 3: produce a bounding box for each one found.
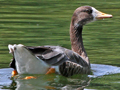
[96,11,113,19]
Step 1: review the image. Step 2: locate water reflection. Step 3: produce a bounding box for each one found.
[1,64,120,90]
[3,74,88,90]
[10,74,90,90]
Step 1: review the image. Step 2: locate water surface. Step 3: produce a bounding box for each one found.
[0,0,120,90]
[1,64,120,90]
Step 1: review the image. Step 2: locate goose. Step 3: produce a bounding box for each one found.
[8,6,112,77]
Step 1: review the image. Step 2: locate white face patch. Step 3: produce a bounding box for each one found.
[91,7,99,21]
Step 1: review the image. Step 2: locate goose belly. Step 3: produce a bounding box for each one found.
[12,44,50,74]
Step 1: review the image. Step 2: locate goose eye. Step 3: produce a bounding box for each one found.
[85,9,92,14]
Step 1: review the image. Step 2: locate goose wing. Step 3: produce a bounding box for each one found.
[25,46,68,66]
[25,46,88,65]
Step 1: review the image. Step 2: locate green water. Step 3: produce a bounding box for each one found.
[0,0,120,90]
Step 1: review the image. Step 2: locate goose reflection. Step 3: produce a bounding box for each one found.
[10,74,90,90]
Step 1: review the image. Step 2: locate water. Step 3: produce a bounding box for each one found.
[1,64,120,90]
[0,0,120,90]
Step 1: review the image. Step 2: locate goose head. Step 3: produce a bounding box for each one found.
[71,6,113,27]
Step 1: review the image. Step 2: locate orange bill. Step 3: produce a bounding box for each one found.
[96,11,113,19]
